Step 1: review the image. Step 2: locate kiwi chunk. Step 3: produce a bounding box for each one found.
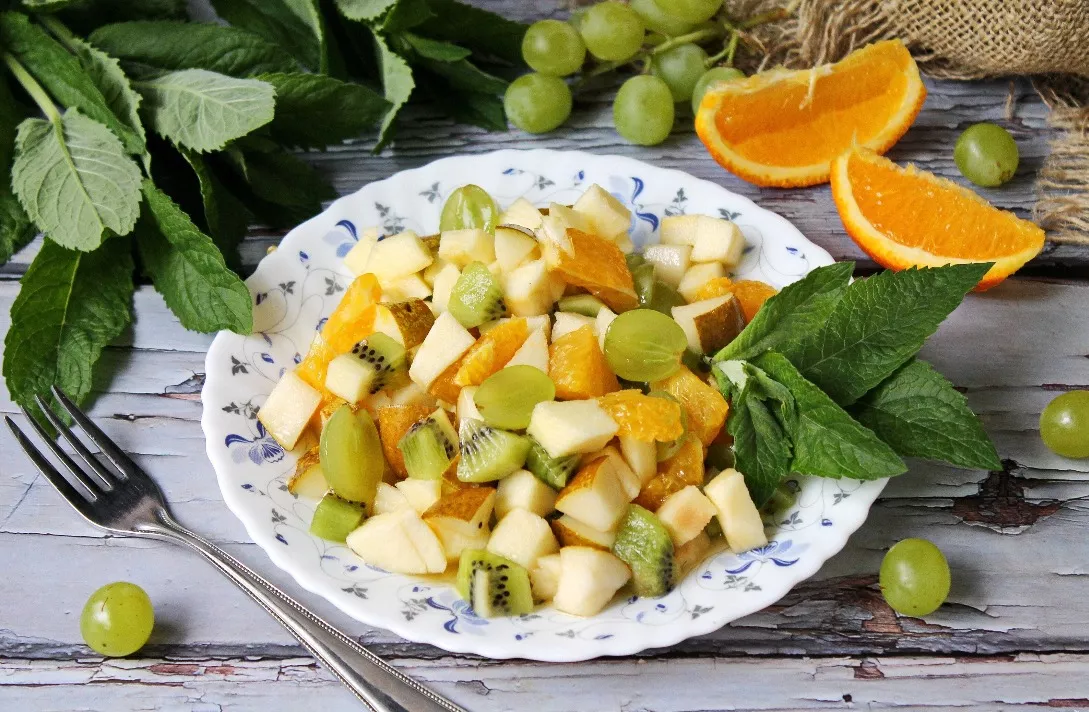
[398,409,458,480]
[456,549,534,618]
[613,504,675,597]
[351,333,408,392]
[557,294,607,317]
[625,253,646,271]
[310,493,366,542]
[448,261,506,328]
[524,437,579,490]
[457,418,531,483]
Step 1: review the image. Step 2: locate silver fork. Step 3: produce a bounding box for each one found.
[6,387,468,712]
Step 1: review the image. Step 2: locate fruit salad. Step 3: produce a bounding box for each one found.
[258,183,781,618]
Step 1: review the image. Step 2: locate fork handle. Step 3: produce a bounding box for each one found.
[144,516,466,712]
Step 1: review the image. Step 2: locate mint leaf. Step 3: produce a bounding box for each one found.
[180,148,250,268]
[136,180,252,333]
[780,264,992,405]
[851,359,1001,470]
[755,352,906,481]
[415,0,527,65]
[402,33,471,62]
[2,236,134,420]
[229,148,335,227]
[12,112,143,251]
[415,72,506,131]
[210,0,326,72]
[258,72,388,148]
[714,261,853,363]
[419,57,506,95]
[381,0,432,32]
[136,69,275,153]
[729,384,792,508]
[0,11,144,153]
[334,0,395,21]
[370,28,413,150]
[89,21,301,77]
[0,191,35,265]
[68,36,146,156]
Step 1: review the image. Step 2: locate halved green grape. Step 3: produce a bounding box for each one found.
[522,20,586,77]
[558,294,607,317]
[632,263,686,314]
[474,365,556,430]
[954,122,1019,188]
[1040,390,1089,458]
[319,405,384,509]
[440,184,500,233]
[603,308,687,382]
[614,75,675,146]
[630,0,697,36]
[879,538,951,617]
[649,390,688,461]
[652,43,710,102]
[652,0,723,23]
[80,582,155,657]
[504,73,573,134]
[691,66,744,114]
[579,1,646,62]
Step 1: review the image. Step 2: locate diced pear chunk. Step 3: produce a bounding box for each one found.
[495,469,558,519]
[552,547,631,617]
[502,259,554,316]
[408,311,475,389]
[486,508,559,570]
[527,400,619,459]
[505,326,549,373]
[643,244,692,289]
[457,386,484,423]
[538,204,589,264]
[660,214,701,246]
[677,262,727,303]
[499,197,543,231]
[619,435,657,486]
[423,488,496,562]
[381,273,431,302]
[343,226,380,275]
[494,225,540,273]
[552,312,595,341]
[395,478,442,514]
[573,184,632,240]
[430,263,461,314]
[554,456,630,532]
[367,231,433,282]
[346,509,447,574]
[551,515,617,550]
[691,219,744,267]
[656,485,718,547]
[672,295,745,355]
[703,468,768,554]
[257,371,322,449]
[530,553,562,601]
[586,445,640,500]
[438,228,495,267]
[374,482,412,515]
[325,354,375,404]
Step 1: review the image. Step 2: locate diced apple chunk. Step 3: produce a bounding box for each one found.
[573,184,632,240]
[346,509,446,574]
[325,354,375,404]
[367,231,433,282]
[530,553,562,601]
[257,371,322,449]
[504,326,549,373]
[619,435,657,487]
[677,262,727,303]
[430,263,461,314]
[499,197,543,231]
[502,259,554,317]
[457,386,483,423]
[643,244,692,289]
[656,485,718,547]
[551,515,617,550]
[703,468,768,554]
[554,456,630,532]
[408,311,476,389]
[552,311,595,341]
[438,228,495,267]
[343,226,379,275]
[374,482,412,515]
[672,295,745,354]
[538,204,590,264]
[691,219,744,267]
[527,400,619,459]
[487,508,559,570]
[423,488,496,562]
[595,306,617,351]
[494,225,540,273]
[395,478,442,514]
[660,214,701,246]
[552,547,631,617]
[495,469,558,519]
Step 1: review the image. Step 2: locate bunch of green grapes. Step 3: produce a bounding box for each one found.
[506,0,755,146]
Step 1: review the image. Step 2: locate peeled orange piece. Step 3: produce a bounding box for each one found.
[551,229,638,312]
[296,274,381,390]
[598,390,684,442]
[652,366,729,446]
[429,355,467,404]
[832,148,1045,290]
[550,325,620,400]
[454,318,529,387]
[696,40,926,187]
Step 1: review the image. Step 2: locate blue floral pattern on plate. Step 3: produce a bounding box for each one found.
[201,149,886,662]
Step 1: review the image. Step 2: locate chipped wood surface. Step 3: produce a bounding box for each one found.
[3,1,1089,708]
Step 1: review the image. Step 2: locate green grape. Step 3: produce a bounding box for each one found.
[954,122,1019,188]
[603,309,687,382]
[579,1,646,62]
[1040,390,1089,458]
[652,0,723,23]
[80,582,155,657]
[504,73,573,135]
[320,405,384,507]
[614,75,675,146]
[474,366,556,430]
[691,66,744,114]
[649,390,688,461]
[630,0,697,36]
[440,184,500,233]
[879,538,951,617]
[522,20,586,77]
[652,43,710,102]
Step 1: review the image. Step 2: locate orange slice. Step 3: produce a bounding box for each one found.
[634,436,704,511]
[376,404,434,478]
[832,148,1046,290]
[454,318,529,387]
[598,390,684,442]
[652,366,729,446]
[695,40,926,187]
[551,228,638,312]
[549,325,620,400]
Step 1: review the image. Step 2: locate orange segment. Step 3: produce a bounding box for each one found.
[377,404,435,478]
[693,277,734,301]
[429,355,467,404]
[598,390,684,442]
[634,436,704,511]
[728,280,778,322]
[549,325,620,400]
[454,318,529,387]
[696,40,926,187]
[551,228,638,312]
[831,148,1045,290]
[296,274,382,389]
[652,365,729,446]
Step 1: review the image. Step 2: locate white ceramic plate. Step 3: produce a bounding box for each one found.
[201,149,885,662]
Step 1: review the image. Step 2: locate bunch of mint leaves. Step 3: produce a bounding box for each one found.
[711,262,1002,505]
[0,0,526,421]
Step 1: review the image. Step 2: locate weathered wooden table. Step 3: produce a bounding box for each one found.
[3,3,1089,709]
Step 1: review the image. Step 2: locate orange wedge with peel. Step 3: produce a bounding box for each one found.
[695,40,926,187]
[831,148,1045,290]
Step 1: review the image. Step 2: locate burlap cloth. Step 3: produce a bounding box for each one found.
[730,0,1089,244]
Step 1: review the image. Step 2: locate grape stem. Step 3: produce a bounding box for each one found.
[706,31,740,67]
[648,27,725,57]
